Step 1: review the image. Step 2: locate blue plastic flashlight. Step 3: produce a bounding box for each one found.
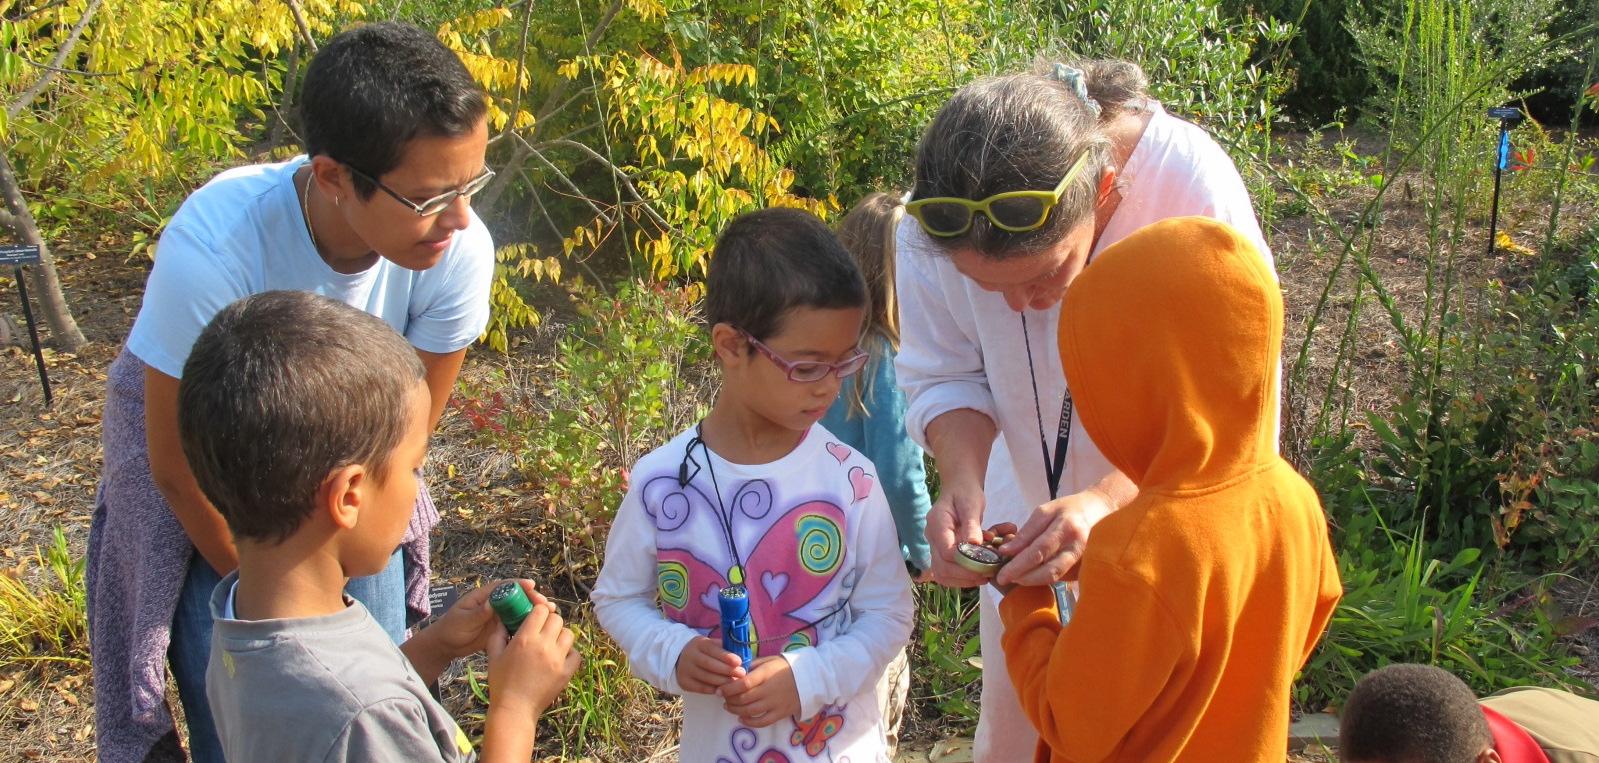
[718,584,754,670]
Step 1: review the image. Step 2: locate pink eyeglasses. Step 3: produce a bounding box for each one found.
[742,331,870,382]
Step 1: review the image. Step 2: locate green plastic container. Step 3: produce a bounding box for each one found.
[489,581,533,635]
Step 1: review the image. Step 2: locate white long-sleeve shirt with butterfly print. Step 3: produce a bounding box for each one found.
[593,424,915,763]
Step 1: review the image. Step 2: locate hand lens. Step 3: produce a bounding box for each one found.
[955,528,1015,576]
[955,541,1006,575]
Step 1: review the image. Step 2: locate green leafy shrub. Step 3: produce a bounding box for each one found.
[2,0,363,237]
[910,584,983,731]
[1223,0,1373,124]
[1298,504,1584,711]
[1043,0,1294,217]
[1347,0,1565,152]
[451,281,711,756]
[512,281,709,573]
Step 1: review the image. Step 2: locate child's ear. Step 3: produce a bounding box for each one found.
[318,464,368,531]
[710,322,747,365]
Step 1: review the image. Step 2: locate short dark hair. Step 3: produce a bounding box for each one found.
[911,72,1111,260]
[300,21,488,199]
[704,207,867,344]
[178,291,427,544]
[1340,664,1491,763]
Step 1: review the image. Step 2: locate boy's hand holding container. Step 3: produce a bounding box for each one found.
[479,580,582,763]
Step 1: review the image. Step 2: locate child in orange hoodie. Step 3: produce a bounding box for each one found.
[996,216,1343,762]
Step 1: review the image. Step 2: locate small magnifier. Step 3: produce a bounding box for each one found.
[956,530,1076,626]
[955,541,1006,576]
[956,528,1015,576]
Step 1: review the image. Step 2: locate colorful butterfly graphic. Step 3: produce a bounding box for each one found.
[718,728,792,763]
[645,473,849,657]
[789,705,847,757]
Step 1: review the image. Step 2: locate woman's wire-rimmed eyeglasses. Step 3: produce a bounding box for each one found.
[343,163,496,217]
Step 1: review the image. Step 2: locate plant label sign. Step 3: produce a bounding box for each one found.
[428,584,461,620]
[0,245,42,266]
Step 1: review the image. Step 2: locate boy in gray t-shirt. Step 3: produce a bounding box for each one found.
[178,291,580,762]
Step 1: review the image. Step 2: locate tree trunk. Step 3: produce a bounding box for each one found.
[477,0,628,210]
[267,44,301,150]
[0,149,87,351]
[281,0,318,52]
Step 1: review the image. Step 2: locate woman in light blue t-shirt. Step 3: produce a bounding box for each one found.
[88,22,496,763]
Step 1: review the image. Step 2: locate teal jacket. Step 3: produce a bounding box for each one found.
[821,336,933,572]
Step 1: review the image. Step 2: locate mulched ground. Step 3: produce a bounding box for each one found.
[2,131,1596,760]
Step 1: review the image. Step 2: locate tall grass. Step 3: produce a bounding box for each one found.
[909,584,983,731]
[0,527,88,670]
[1269,0,1599,706]
[1296,500,1583,709]
[1274,0,1598,549]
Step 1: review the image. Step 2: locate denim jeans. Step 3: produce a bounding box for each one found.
[166,549,406,762]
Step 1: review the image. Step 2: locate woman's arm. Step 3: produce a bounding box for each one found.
[997,468,1136,587]
[145,366,238,575]
[921,409,998,587]
[894,222,1005,586]
[415,348,467,432]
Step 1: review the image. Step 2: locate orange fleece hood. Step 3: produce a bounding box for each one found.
[1059,216,1280,491]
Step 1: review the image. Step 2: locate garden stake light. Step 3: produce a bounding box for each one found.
[0,244,51,406]
[1486,106,1524,255]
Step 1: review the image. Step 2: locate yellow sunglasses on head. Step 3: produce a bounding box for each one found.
[905,150,1092,238]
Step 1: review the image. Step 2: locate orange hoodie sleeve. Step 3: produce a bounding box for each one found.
[1300,548,1343,666]
[999,560,1190,762]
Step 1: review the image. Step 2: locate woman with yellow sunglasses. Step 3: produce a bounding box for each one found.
[893,59,1274,762]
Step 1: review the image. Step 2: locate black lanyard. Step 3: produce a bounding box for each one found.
[1021,313,1073,501]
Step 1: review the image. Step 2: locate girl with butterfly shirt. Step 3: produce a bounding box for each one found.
[593,208,914,762]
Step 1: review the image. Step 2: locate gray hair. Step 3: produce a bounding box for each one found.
[1035,58,1151,122]
[911,71,1113,259]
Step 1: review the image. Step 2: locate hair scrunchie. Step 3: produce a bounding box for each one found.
[1050,63,1102,119]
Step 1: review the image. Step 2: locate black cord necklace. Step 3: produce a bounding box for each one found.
[680,424,749,584]
[1017,313,1083,626]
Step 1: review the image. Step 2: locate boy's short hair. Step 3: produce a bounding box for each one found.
[177,291,427,544]
[1340,663,1490,763]
[704,207,867,342]
[300,21,487,200]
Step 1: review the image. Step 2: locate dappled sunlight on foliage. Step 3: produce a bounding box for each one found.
[1,0,363,241]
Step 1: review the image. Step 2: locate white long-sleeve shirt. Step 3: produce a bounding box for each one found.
[895,102,1274,528]
[592,425,914,762]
